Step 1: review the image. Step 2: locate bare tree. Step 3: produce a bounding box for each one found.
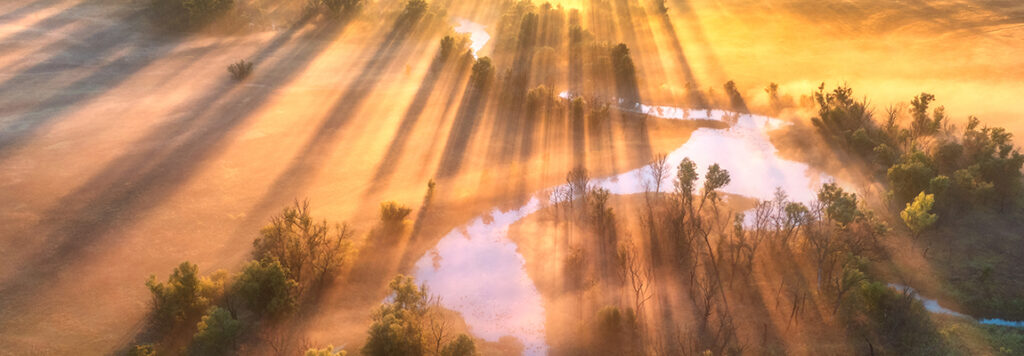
[424,296,454,356]
[617,241,653,318]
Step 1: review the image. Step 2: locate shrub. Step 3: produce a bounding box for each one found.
[379,201,413,227]
[191,307,243,355]
[227,59,254,81]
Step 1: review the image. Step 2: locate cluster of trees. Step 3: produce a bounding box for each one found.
[610,152,932,353]
[361,275,476,356]
[133,199,419,354]
[811,85,1023,217]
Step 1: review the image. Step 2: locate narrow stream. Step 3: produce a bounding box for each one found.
[888,284,1024,328]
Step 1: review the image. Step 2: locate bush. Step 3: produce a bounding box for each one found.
[191,307,243,355]
[227,60,253,81]
[234,259,298,318]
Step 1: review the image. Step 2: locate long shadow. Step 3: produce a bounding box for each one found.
[433,76,491,179]
[486,11,538,168]
[367,45,459,187]
[230,13,435,245]
[0,18,347,321]
[656,10,706,108]
[0,9,170,160]
[0,0,90,48]
[667,0,726,83]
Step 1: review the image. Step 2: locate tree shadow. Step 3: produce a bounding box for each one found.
[0,18,350,320]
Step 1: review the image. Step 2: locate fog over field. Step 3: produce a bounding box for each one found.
[0,0,1022,355]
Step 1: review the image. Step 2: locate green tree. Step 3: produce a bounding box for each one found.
[190,307,242,356]
[900,192,937,240]
[817,182,859,226]
[887,151,935,206]
[235,259,298,318]
[440,334,476,356]
[146,262,222,328]
[362,275,430,356]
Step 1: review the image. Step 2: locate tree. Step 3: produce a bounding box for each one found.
[887,152,935,206]
[722,80,748,113]
[253,201,354,289]
[675,157,698,213]
[146,261,223,328]
[909,93,939,137]
[900,192,937,240]
[362,275,430,356]
[235,259,298,318]
[469,57,494,90]
[191,307,243,356]
[440,334,476,356]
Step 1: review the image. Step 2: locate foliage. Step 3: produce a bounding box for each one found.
[810,84,1022,213]
[227,60,253,81]
[146,262,225,329]
[362,275,431,356]
[190,307,243,355]
[817,182,859,226]
[252,201,354,289]
[900,192,937,239]
[440,334,476,356]
[306,345,348,356]
[887,151,935,206]
[701,163,731,205]
[128,344,156,356]
[235,259,298,318]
